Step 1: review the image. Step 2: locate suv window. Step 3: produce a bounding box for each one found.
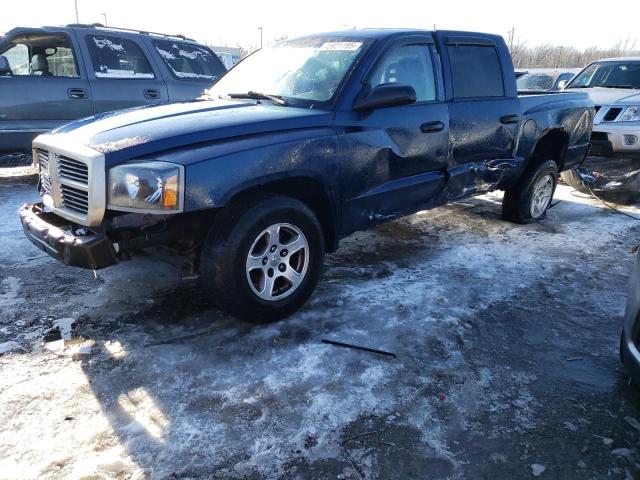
[369,44,436,102]
[448,45,504,98]
[154,40,225,81]
[86,35,154,79]
[0,35,78,77]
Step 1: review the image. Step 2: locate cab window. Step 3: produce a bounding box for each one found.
[0,34,79,77]
[154,40,225,81]
[448,44,504,98]
[86,35,154,79]
[369,44,437,102]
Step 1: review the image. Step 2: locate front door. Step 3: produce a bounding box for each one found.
[340,39,450,233]
[76,32,168,114]
[0,31,93,152]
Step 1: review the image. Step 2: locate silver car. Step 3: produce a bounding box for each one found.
[562,58,640,199]
[621,248,640,384]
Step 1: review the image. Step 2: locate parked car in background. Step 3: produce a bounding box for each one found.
[19,29,593,322]
[0,23,226,154]
[560,58,640,201]
[516,68,580,92]
[621,248,640,385]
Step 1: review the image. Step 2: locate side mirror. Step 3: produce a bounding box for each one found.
[353,84,417,111]
[0,55,11,75]
[557,79,568,90]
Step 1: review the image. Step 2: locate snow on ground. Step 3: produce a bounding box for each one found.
[1,175,640,479]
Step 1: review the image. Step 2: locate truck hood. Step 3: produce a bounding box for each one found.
[568,87,640,106]
[50,100,334,164]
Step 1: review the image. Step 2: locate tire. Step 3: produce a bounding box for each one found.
[201,196,325,323]
[560,168,587,193]
[502,159,558,224]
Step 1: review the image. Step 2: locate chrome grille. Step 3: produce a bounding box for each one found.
[58,155,89,183]
[60,184,89,214]
[36,149,52,195]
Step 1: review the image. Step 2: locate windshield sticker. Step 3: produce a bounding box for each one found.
[319,41,362,51]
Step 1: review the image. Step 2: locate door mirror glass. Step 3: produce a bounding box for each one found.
[353,84,417,111]
[0,55,11,75]
[556,79,568,90]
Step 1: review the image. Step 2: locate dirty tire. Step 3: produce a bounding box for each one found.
[201,196,325,323]
[560,168,587,193]
[502,159,558,224]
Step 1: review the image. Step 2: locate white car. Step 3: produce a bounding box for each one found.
[561,57,640,199]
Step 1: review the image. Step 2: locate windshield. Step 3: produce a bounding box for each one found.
[567,61,640,89]
[517,73,555,91]
[205,36,368,104]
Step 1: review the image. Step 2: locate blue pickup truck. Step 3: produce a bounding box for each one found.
[19,29,594,322]
[0,23,226,153]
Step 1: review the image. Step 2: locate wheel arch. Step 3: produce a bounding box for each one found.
[529,128,570,170]
[221,174,340,253]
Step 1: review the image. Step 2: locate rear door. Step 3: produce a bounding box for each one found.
[439,35,521,196]
[77,31,168,113]
[0,30,93,152]
[150,39,226,101]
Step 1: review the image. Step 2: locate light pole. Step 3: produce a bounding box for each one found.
[258,27,263,49]
[74,0,79,23]
[102,13,108,26]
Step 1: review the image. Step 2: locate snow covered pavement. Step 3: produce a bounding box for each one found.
[1,175,640,479]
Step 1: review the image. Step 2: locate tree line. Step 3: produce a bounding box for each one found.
[510,38,639,69]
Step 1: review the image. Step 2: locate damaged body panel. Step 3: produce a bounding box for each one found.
[20,29,594,319]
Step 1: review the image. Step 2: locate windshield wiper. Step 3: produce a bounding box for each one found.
[228,91,288,105]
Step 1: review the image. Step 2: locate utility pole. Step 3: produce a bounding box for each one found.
[508,27,515,51]
[74,0,79,23]
[102,13,108,26]
[258,27,263,49]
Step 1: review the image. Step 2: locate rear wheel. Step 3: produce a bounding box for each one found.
[502,159,558,224]
[201,197,325,323]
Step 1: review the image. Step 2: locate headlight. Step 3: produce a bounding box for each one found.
[620,106,640,122]
[108,161,183,213]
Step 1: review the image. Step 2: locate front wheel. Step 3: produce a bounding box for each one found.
[502,159,558,224]
[201,197,325,323]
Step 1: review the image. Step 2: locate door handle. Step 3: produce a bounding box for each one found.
[500,114,520,125]
[67,88,88,99]
[144,89,160,99]
[420,121,445,133]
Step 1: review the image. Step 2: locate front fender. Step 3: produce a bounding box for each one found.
[174,128,339,211]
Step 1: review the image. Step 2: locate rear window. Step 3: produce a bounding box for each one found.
[86,35,154,79]
[153,40,225,81]
[448,45,504,98]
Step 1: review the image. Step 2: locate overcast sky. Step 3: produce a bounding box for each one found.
[1,0,637,51]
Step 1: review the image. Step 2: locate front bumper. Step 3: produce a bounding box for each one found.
[19,202,117,270]
[591,124,640,158]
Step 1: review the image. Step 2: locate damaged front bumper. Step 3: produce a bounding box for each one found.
[19,203,117,270]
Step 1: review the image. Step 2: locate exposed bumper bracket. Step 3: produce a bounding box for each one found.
[19,203,117,270]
